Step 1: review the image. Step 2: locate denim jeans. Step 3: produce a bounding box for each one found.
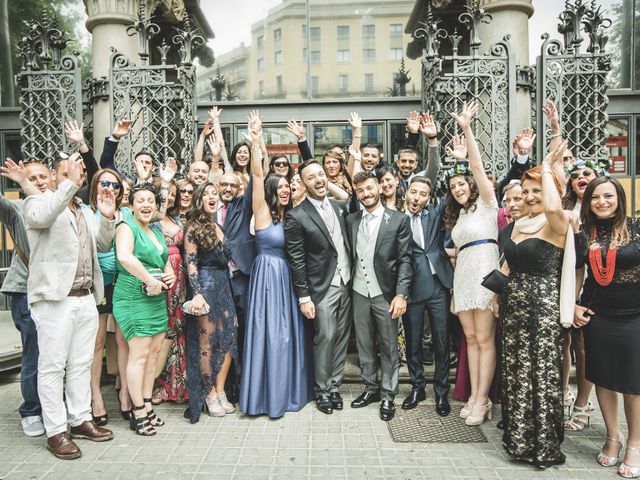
[10,293,41,418]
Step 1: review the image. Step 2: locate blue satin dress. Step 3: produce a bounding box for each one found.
[239,222,314,418]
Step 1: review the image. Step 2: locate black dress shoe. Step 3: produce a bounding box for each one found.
[350,391,381,408]
[401,389,426,410]
[380,400,396,421]
[330,392,343,410]
[435,395,450,416]
[316,395,333,414]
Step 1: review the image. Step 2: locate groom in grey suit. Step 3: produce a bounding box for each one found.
[346,171,412,421]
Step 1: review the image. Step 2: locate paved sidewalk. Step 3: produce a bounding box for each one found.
[0,369,626,480]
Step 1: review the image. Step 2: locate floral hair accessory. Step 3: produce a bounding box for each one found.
[444,161,472,184]
[565,158,611,177]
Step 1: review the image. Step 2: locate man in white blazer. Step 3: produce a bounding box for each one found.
[23,153,116,459]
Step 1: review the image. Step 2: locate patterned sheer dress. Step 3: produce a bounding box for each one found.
[500,237,565,467]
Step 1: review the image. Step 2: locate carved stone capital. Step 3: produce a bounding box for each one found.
[475,0,534,17]
[83,0,138,31]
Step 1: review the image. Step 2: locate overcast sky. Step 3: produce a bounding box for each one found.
[200,0,619,61]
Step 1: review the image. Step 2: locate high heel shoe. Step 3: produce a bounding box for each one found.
[217,391,235,414]
[129,405,156,436]
[465,400,493,426]
[564,388,575,419]
[143,397,165,427]
[206,394,226,417]
[117,389,131,421]
[597,435,624,467]
[619,446,640,478]
[460,399,475,419]
[91,401,108,426]
[564,401,594,431]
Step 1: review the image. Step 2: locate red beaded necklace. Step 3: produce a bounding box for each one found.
[588,226,618,286]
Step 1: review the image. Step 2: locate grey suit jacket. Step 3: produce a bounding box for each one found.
[23,179,115,306]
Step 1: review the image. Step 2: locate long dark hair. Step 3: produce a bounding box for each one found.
[268,155,292,182]
[443,175,479,230]
[562,179,579,210]
[264,174,291,223]
[375,165,405,211]
[186,182,221,250]
[580,176,629,245]
[230,141,251,174]
[89,168,124,210]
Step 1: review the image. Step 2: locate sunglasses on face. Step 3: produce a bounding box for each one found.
[569,168,594,180]
[274,161,288,168]
[99,180,122,190]
[179,188,194,194]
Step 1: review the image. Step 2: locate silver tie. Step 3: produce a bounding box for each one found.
[412,214,424,249]
[321,201,336,234]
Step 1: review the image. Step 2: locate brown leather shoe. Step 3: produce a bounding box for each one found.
[46,432,81,460]
[69,421,113,442]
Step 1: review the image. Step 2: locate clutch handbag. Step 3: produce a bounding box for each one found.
[481,269,508,295]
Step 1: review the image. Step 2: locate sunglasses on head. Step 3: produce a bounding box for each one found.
[179,188,193,194]
[100,180,122,190]
[569,168,594,180]
[273,161,289,168]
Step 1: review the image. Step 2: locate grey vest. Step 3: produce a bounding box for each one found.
[326,207,350,287]
[352,216,382,298]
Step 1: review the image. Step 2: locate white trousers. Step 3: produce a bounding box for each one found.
[30,295,98,437]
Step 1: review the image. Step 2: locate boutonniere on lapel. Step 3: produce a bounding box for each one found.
[383,212,391,224]
[337,208,344,216]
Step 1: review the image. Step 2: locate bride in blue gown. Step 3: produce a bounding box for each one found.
[239,110,314,418]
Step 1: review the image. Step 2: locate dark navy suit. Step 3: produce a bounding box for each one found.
[403,202,454,397]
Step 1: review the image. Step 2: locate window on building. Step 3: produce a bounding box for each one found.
[337,25,350,39]
[310,27,321,41]
[302,48,307,61]
[311,76,319,96]
[363,49,376,62]
[310,51,321,64]
[336,50,350,63]
[389,23,403,37]
[274,51,283,65]
[257,35,264,48]
[258,80,264,96]
[364,73,374,92]
[301,24,306,38]
[390,48,403,61]
[338,74,348,93]
[257,58,264,70]
[362,25,375,39]
[276,75,283,94]
[273,28,282,41]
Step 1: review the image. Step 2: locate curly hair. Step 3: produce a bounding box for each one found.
[129,182,161,207]
[186,182,221,251]
[443,175,479,230]
[264,174,291,223]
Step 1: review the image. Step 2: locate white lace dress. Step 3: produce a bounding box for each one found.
[450,196,500,312]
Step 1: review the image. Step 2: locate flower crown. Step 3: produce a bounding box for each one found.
[444,161,472,183]
[565,158,611,177]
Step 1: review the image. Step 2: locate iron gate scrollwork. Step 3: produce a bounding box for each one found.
[16,12,83,164]
[416,0,516,179]
[535,0,611,162]
[109,5,204,175]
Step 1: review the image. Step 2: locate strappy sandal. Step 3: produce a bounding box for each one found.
[564,401,593,431]
[619,446,640,478]
[564,388,576,419]
[598,435,624,467]
[144,397,165,427]
[129,404,156,436]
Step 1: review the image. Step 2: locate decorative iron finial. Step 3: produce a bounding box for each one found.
[449,28,463,56]
[127,2,160,65]
[157,40,171,65]
[582,3,611,54]
[414,0,448,58]
[17,11,71,71]
[458,0,492,52]
[558,0,589,53]
[172,15,205,67]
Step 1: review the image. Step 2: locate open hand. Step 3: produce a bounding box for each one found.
[516,127,536,154]
[287,119,305,139]
[97,186,116,219]
[208,106,223,121]
[542,99,560,132]
[133,155,153,182]
[406,111,420,134]
[159,157,177,183]
[67,152,85,187]
[348,144,361,162]
[112,119,131,139]
[348,112,362,129]
[450,101,478,130]
[419,112,437,138]
[445,135,467,160]
[64,120,85,145]
[543,139,568,170]
[0,158,27,185]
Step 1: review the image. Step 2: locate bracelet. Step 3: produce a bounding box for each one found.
[427,135,437,140]
[543,169,553,175]
[548,133,561,140]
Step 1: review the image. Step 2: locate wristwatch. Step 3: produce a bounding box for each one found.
[397,293,408,300]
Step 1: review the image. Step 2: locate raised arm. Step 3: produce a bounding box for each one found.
[195,118,214,164]
[406,111,421,147]
[287,119,313,161]
[0,158,41,197]
[451,102,494,204]
[349,112,362,152]
[421,112,441,186]
[209,107,232,173]
[149,157,177,223]
[247,110,271,230]
[542,139,571,236]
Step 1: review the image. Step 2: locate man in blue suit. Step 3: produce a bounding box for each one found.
[402,176,454,416]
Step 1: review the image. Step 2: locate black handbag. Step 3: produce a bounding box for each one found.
[481,269,508,295]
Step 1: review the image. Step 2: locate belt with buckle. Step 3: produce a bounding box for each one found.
[68,288,92,297]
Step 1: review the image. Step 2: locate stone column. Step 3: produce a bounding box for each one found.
[477,0,534,132]
[83,0,139,157]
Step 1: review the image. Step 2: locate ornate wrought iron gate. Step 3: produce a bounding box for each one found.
[417,1,516,179]
[109,6,204,175]
[16,13,82,163]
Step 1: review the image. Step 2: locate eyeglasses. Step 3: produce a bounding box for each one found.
[273,161,289,168]
[220,182,239,188]
[99,180,122,190]
[569,168,594,180]
[179,188,194,195]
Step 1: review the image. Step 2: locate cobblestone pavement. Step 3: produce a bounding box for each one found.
[0,369,627,480]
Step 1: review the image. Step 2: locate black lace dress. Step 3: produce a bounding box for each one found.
[500,237,565,468]
[580,217,640,394]
[184,227,238,423]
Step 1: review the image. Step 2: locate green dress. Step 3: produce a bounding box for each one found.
[113,218,169,341]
